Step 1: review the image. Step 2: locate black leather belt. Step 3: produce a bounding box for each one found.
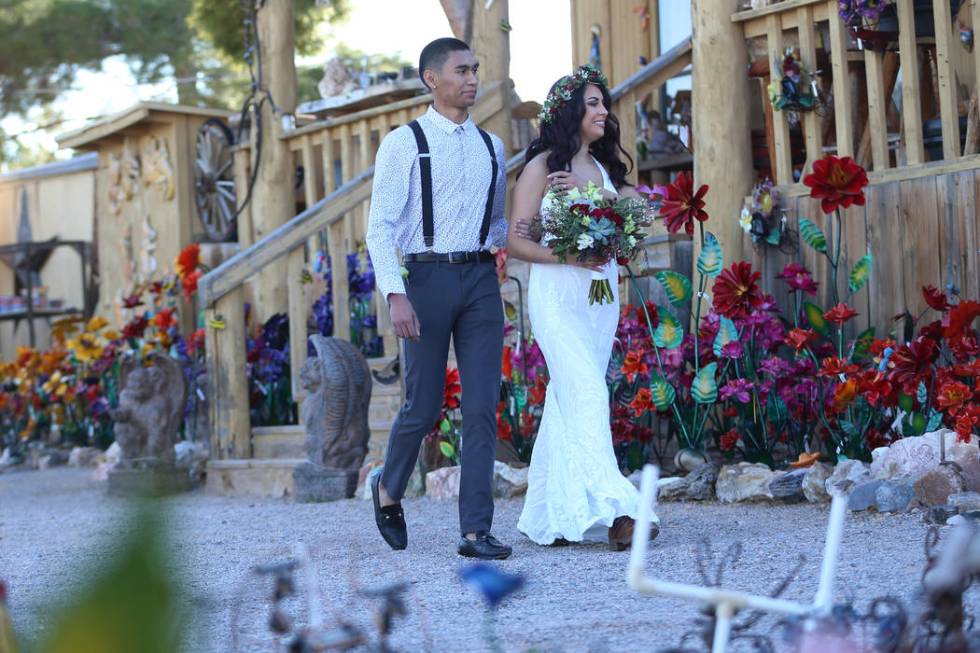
[403,250,494,264]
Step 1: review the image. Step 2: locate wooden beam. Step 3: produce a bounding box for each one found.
[206,286,250,459]
[863,47,890,170]
[828,0,854,157]
[766,14,793,184]
[897,0,925,164]
[232,147,254,248]
[797,4,823,175]
[286,93,432,140]
[731,0,824,22]
[933,0,961,160]
[471,0,512,156]
[287,248,308,401]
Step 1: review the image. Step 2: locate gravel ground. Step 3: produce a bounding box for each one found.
[0,467,973,652]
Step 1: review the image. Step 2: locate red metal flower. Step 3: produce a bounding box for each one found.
[922,285,950,311]
[719,428,740,452]
[776,263,819,296]
[802,155,868,214]
[621,349,649,382]
[954,407,978,443]
[659,170,709,235]
[121,315,149,340]
[181,269,203,298]
[937,380,972,411]
[823,302,858,326]
[833,378,859,410]
[443,367,461,410]
[501,345,513,380]
[888,337,939,393]
[712,262,764,319]
[176,243,201,278]
[629,387,654,417]
[945,300,980,340]
[153,308,177,331]
[785,328,817,351]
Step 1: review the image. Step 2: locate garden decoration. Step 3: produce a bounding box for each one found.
[838,0,898,50]
[768,48,820,127]
[739,178,796,253]
[459,563,525,653]
[293,334,372,502]
[630,465,850,653]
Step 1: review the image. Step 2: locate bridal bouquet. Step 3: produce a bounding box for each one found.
[541,181,654,304]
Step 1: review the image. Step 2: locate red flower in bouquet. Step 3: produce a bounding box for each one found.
[776,263,819,296]
[176,243,201,278]
[712,262,763,319]
[719,428,740,452]
[889,337,939,392]
[621,349,649,382]
[630,387,654,416]
[945,300,980,340]
[922,285,950,311]
[659,171,709,235]
[823,302,858,326]
[785,328,817,351]
[937,380,972,411]
[443,367,461,410]
[802,155,868,214]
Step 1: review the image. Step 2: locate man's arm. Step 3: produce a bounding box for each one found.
[365,128,413,299]
[487,135,509,249]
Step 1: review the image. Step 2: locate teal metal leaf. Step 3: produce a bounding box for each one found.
[653,311,684,349]
[840,420,859,438]
[439,441,456,460]
[697,231,724,278]
[691,362,718,404]
[848,252,873,294]
[650,375,676,411]
[655,270,693,306]
[916,380,928,405]
[803,301,828,336]
[926,410,942,433]
[799,218,828,253]
[713,316,739,357]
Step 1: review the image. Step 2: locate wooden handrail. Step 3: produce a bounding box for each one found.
[198,167,374,307]
[731,0,824,23]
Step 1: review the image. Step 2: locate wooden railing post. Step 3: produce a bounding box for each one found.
[896,0,925,164]
[287,247,309,401]
[766,13,793,184]
[205,287,250,459]
[797,5,824,175]
[933,0,961,160]
[827,0,855,157]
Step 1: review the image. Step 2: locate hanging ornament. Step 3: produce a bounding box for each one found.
[589,24,602,71]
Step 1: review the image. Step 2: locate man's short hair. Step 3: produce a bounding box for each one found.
[419,38,471,88]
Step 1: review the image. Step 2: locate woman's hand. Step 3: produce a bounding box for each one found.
[546,170,588,193]
[512,215,542,242]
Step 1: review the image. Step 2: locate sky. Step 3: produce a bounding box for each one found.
[1,0,573,168]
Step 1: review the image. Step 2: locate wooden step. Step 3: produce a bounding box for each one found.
[206,458,305,498]
[251,420,395,461]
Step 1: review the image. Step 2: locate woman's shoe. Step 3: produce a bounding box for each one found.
[547,537,572,547]
[608,516,660,551]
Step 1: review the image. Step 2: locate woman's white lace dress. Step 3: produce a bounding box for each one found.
[517,158,642,545]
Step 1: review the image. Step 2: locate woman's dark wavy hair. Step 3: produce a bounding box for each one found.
[521,79,633,189]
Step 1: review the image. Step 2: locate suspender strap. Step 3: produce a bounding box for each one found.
[476,128,498,248]
[407,120,434,248]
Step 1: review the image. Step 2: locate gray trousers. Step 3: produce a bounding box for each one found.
[380,258,504,535]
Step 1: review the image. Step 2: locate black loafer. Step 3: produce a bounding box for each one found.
[457,532,512,560]
[371,472,407,550]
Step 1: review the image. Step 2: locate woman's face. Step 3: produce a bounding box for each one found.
[578,84,608,144]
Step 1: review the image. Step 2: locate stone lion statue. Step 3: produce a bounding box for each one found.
[111,352,187,468]
[300,335,371,470]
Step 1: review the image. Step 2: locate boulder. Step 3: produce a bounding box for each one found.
[425,465,461,500]
[802,463,833,503]
[104,442,123,465]
[0,447,17,469]
[174,441,208,480]
[769,469,807,504]
[914,465,965,507]
[293,462,358,502]
[876,480,915,513]
[657,477,688,502]
[848,480,885,511]
[92,461,117,482]
[493,461,529,498]
[926,504,959,524]
[37,450,69,470]
[716,463,777,503]
[825,459,870,497]
[358,461,384,500]
[948,491,980,513]
[685,462,721,501]
[68,446,103,468]
[870,430,980,490]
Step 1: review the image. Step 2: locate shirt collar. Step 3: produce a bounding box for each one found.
[424,105,473,135]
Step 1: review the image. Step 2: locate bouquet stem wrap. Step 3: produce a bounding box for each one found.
[588,270,614,305]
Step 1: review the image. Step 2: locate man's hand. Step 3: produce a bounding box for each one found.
[513,215,543,243]
[388,293,420,341]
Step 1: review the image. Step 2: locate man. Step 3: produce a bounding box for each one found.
[365,37,511,560]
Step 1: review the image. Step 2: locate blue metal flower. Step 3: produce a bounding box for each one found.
[459,563,524,609]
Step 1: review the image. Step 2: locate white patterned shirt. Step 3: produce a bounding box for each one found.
[366,106,508,298]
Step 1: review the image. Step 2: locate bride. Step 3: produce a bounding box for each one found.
[507,65,660,550]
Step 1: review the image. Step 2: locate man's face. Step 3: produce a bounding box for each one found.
[428,49,479,108]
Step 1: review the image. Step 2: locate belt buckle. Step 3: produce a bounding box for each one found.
[447,251,462,264]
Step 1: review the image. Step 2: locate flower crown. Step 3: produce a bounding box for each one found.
[538,64,609,125]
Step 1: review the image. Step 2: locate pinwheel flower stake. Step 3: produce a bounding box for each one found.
[459,563,525,653]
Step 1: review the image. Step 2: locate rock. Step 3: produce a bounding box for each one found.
[948,491,980,513]
[359,463,424,500]
[876,480,915,513]
[685,462,721,501]
[769,469,807,504]
[37,450,69,470]
[847,480,885,511]
[927,504,959,524]
[716,463,777,503]
[293,462,358,502]
[358,461,384,500]
[0,447,17,468]
[493,461,529,498]
[92,461,117,482]
[870,430,980,490]
[404,464,425,499]
[174,441,208,481]
[947,514,970,526]
[105,442,123,465]
[825,459,870,497]
[657,477,689,502]
[803,463,833,503]
[68,446,103,468]
[425,466,461,500]
[914,465,965,507]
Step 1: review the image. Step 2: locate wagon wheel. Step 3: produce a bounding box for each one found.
[194,118,237,242]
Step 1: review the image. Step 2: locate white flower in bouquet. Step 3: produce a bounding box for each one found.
[576,234,595,251]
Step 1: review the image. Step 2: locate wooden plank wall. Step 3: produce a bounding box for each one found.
[570,0,660,86]
[755,172,980,341]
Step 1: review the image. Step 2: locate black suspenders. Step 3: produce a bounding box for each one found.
[407,119,497,250]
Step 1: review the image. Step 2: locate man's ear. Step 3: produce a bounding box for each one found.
[422,68,438,90]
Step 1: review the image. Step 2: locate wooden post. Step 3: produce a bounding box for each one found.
[827,0,854,157]
[206,287,250,459]
[690,0,755,275]
[797,5,824,175]
[471,0,512,155]
[287,247,308,401]
[766,14,792,184]
[251,0,298,321]
[933,0,961,160]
